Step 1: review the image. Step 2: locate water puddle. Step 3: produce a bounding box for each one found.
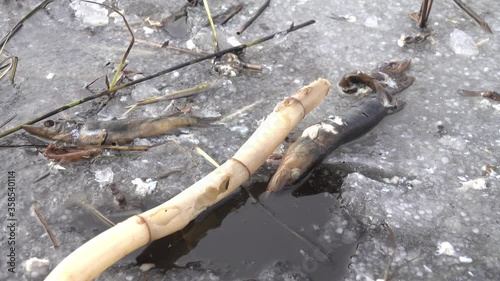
[137,165,365,280]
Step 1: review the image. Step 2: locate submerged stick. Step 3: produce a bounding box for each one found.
[237,0,271,35]
[0,20,315,139]
[32,204,61,248]
[44,78,331,281]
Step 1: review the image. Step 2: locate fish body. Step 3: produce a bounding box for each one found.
[22,116,199,145]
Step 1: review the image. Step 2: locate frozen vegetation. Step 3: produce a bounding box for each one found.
[0,0,499,280]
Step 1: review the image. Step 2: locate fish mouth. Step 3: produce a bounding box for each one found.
[22,123,73,143]
[22,124,48,137]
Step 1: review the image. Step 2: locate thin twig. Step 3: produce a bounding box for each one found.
[75,201,115,228]
[0,20,315,139]
[0,114,16,130]
[123,81,214,115]
[32,204,61,248]
[203,0,219,52]
[136,39,208,57]
[221,99,264,122]
[452,0,492,33]
[220,3,244,25]
[237,0,271,35]
[0,55,18,83]
[194,146,220,168]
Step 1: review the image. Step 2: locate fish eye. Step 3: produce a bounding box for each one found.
[44,120,55,127]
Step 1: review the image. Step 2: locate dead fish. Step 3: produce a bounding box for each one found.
[23,116,202,145]
[338,59,415,97]
[458,90,499,102]
[398,32,435,47]
[268,80,408,192]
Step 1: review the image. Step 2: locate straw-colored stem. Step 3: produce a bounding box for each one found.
[44,78,330,281]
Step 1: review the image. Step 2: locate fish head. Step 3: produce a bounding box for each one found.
[267,133,326,192]
[22,120,77,143]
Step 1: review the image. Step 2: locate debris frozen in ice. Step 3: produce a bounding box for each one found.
[460,178,487,190]
[133,138,152,146]
[436,241,456,256]
[449,29,478,56]
[69,0,109,27]
[459,256,473,263]
[363,15,378,28]
[139,263,155,272]
[143,27,155,35]
[185,39,196,50]
[482,164,498,177]
[191,108,222,119]
[48,161,66,171]
[227,36,242,47]
[131,83,161,102]
[230,125,249,135]
[382,176,400,184]
[95,167,114,187]
[328,14,356,22]
[24,257,50,278]
[132,178,157,196]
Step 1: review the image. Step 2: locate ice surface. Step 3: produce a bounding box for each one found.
[1,0,500,280]
[449,28,479,56]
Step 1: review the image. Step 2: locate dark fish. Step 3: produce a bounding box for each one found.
[22,116,200,145]
[268,80,409,192]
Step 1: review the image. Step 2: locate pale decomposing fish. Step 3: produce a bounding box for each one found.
[268,60,415,192]
[23,115,203,145]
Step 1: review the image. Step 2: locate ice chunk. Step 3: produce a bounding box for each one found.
[363,15,378,28]
[460,178,487,190]
[69,0,109,27]
[24,257,50,278]
[449,29,478,56]
[132,178,157,196]
[131,83,161,102]
[436,241,456,256]
[459,256,473,263]
[94,167,114,187]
